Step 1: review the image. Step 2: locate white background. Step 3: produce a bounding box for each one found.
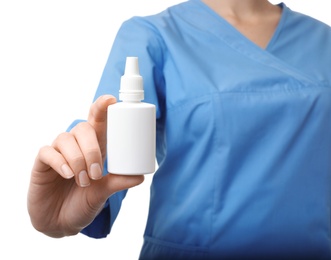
[0,1,330,259]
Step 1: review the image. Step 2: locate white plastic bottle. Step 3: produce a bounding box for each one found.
[107,57,156,175]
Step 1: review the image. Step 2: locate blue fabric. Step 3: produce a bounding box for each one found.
[84,0,331,258]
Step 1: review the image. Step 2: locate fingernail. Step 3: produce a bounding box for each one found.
[90,163,102,180]
[79,170,90,187]
[61,164,74,179]
[104,95,116,103]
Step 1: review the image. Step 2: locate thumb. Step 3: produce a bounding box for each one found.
[87,95,117,158]
[88,95,117,126]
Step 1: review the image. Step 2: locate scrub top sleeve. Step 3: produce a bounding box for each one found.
[80,190,128,238]
[93,16,165,119]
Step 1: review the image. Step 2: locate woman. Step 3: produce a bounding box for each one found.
[28,0,331,258]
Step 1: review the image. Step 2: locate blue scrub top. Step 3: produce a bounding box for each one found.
[80,1,331,259]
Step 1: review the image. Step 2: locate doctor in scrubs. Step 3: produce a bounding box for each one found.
[28,0,331,259]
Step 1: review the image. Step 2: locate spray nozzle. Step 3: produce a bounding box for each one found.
[119,57,144,102]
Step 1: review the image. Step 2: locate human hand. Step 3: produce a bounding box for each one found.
[27,95,144,238]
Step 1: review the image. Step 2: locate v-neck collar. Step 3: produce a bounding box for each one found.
[191,0,288,51]
[180,0,321,87]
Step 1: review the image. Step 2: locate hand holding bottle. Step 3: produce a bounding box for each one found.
[27,95,144,238]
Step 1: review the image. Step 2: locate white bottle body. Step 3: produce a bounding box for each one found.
[107,102,156,175]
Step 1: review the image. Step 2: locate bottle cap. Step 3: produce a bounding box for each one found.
[119,57,144,101]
